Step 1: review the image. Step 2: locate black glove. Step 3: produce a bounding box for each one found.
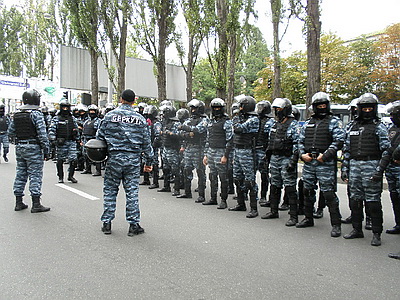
[322,148,336,162]
[179,124,191,132]
[43,152,50,161]
[286,160,297,172]
[233,126,243,134]
[341,170,348,182]
[370,171,383,182]
[57,138,66,146]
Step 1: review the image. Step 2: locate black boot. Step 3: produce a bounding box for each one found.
[387,192,400,234]
[203,198,218,205]
[365,216,372,230]
[343,228,364,239]
[217,199,227,209]
[246,184,258,218]
[31,195,50,213]
[67,161,78,183]
[388,251,400,259]
[148,165,159,189]
[229,180,246,211]
[296,188,315,228]
[331,225,342,238]
[177,169,192,198]
[56,160,64,183]
[92,163,102,176]
[139,172,150,185]
[128,223,145,236]
[371,233,381,246]
[259,173,269,207]
[14,196,28,211]
[344,199,364,239]
[81,158,92,174]
[102,222,111,234]
[324,191,342,237]
[261,185,280,219]
[285,186,298,226]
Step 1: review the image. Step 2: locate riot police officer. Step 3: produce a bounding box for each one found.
[177,99,209,202]
[97,89,153,236]
[202,98,233,209]
[0,103,10,162]
[156,105,181,195]
[376,100,400,234]
[255,100,272,207]
[261,98,299,226]
[177,108,190,190]
[8,89,50,212]
[341,93,390,246]
[49,99,80,183]
[81,104,102,176]
[297,92,345,237]
[228,96,260,218]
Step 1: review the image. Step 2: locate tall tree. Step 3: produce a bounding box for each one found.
[64,0,100,104]
[305,0,321,110]
[99,0,132,97]
[176,0,215,102]
[132,0,177,102]
[270,0,282,98]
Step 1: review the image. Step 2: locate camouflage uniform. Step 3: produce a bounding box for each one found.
[298,115,345,234]
[81,115,102,175]
[229,109,260,216]
[0,111,10,162]
[8,96,50,213]
[263,117,300,224]
[203,109,233,208]
[48,108,80,183]
[342,94,390,245]
[178,111,209,202]
[97,103,153,226]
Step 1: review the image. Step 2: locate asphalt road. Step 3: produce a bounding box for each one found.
[1,145,399,299]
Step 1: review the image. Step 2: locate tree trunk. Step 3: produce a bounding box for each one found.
[271,0,282,99]
[156,1,169,101]
[117,13,128,97]
[306,0,321,112]
[227,32,237,110]
[216,0,228,100]
[89,48,99,105]
[186,34,194,102]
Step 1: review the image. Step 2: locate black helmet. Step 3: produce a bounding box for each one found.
[187,99,205,116]
[386,100,400,126]
[272,98,292,122]
[22,89,41,106]
[292,106,300,121]
[143,105,158,120]
[105,103,116,114]
[137,102,147,115]
[357,93,378,120]
[160,105,176,119]
[60,99,71,108]
[210,98,226,117]
[176,108,190,122]
[49,107,57,116]
[256,100,272,116]
[312,92,331,117]
[238,96,256,114]
[0,103,5,116]
[84,139,108,162]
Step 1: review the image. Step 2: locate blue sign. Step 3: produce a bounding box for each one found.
[0,80,30,88]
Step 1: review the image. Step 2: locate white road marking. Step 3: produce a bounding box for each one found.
[55,184,100,201]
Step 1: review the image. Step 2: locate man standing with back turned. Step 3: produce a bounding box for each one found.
[97,89,153,236]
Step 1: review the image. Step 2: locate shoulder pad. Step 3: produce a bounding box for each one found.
[169,116,179,121]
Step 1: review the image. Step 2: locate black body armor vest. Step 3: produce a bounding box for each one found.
[14,111,37,140]
[304,116,333,153]
[267,117,294,156]
[256,116,269,148]
[56,115,74,140]
[0,116,8,132]
[162,120,180,149]
[209,117,228,149]
[186,117,206,145]
[83,119,96,137]
[388,126,400,148]
[233,115,257,147]
[349,121,381,160]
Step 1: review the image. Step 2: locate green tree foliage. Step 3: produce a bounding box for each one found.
[0,6,24,76]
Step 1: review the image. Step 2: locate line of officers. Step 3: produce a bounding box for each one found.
[137,92,400,251]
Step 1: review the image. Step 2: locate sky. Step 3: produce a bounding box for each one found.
[254,0,400,55]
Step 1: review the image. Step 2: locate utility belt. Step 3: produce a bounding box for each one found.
[271,149,292,157]
[305,147,323,159]
[235,144,252,149]
[351,155,381,161]
[17,140,38,145]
